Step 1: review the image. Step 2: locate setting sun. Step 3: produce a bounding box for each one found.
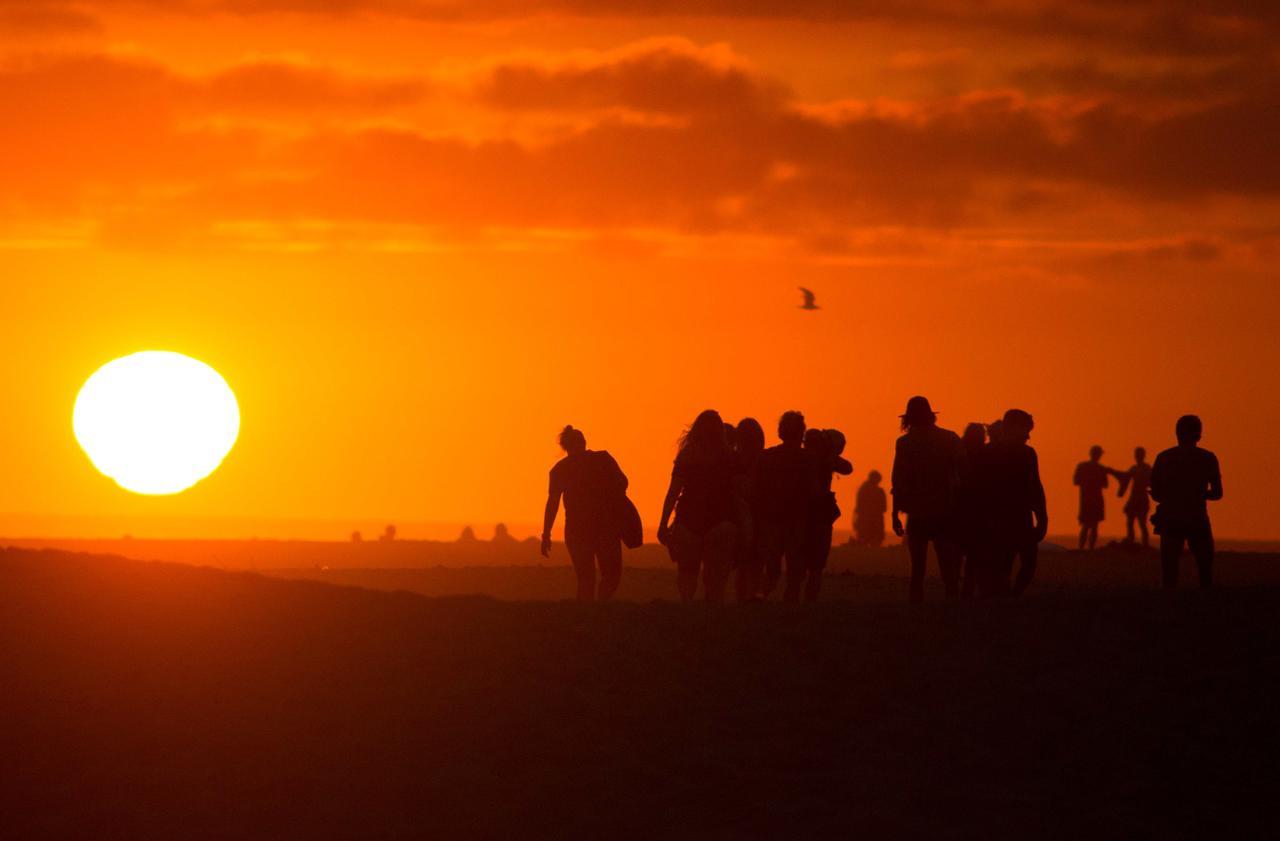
[73,351,240,496]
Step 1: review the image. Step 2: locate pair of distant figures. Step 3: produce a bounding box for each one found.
[1072,417,1222,586]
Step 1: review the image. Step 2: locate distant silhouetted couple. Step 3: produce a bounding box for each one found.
[656,409,850,603]
[1074,445,1156,550]
[891,397,1047,602]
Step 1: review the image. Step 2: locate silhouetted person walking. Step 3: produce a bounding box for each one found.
[658,410,739,603]
[756,411,815,600]
[731,417,766,602]
[791,428,852,602]
[1117,447,1153,547]
[1151,415,1223,589]
[891,396,962,602]
[958,422,988,598]
[1074,446,1113,550]
[976,410,1048,597]
[853,470,887,548]
[542,426,629,602]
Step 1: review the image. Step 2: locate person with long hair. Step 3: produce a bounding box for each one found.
[731,417,767,602]
[890,396,963,602]
[541,425,630,602]
[657,410,739,602]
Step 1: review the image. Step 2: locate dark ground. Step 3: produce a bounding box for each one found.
[3,547,1279,840]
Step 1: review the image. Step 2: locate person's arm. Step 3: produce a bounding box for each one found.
[1207,453,1223,502]
[890,439,906,536]
[1116,468,1132,498]
[833,456,853,476]
[1029,449,1049,543]
[657,475,683,546]
[1073,464,1083,486]
[541,472,562,558]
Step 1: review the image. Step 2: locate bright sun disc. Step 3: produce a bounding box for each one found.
[74,351,240,495]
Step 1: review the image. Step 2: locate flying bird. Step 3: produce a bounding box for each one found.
[798,287,820,310]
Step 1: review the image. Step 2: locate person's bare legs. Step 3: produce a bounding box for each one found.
[1190,527,1214,589]
[699,522,737,603]
[669,527,700,602]
[1138,517,1150,548]
[566,538,597,602]
[596,539,623,602]
[1088,525,1099,551]
[1126,514,1137,544]
[1012,541,1038,597]
[1079,526,1088,551]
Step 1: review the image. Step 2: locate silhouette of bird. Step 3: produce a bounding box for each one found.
[798,287,820,310]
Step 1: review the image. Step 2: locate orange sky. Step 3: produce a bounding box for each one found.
[2,1,1278,540]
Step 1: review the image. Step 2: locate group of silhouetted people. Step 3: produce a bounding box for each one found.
[655,409,851,603]
[890,397,1048,602]
[541,401,1224,602]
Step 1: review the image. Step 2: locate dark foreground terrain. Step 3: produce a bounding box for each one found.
[3,548,1278,840]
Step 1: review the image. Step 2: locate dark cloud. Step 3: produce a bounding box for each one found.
[474,38,784,115]
[1,41,1277,251]
[46,0,1280,57]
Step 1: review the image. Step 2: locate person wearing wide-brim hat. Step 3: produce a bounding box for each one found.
[891,396,963,602]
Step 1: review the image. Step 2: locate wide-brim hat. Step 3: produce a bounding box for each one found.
[900,395,938,424]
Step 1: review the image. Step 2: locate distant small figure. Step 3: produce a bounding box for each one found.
[492,523,516,543]
[975,409,1048,597]
[1151,415,1223,589]
[853,470,887,548]
[542,425,630,602]
[792,428,852,602]
[379,524,397,542]
[1116,447,1154,548]
[756,411,813,600]
[798,287,820,310]
[458,526,477,542]
[1073,446,1115,551]
[657,410,738,603]
[731,417,767,602]
[890,396,962,602]
[351,531,363,544]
